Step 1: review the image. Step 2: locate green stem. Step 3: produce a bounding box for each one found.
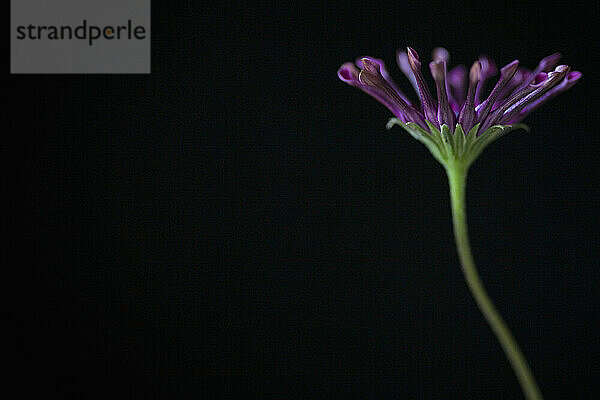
[446,162,543,400]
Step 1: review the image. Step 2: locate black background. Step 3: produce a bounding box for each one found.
[7,1,600,399]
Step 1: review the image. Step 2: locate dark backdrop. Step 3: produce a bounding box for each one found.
[7,1,600,399]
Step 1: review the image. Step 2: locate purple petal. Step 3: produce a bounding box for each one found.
[338,62,360,85]
[432,47,450,63]
[476,60,519,125]
[447,64,467,109]
[338,62,408,122]
[516,52,561,90]
[495,67,532,103]
[355,57,412,104]
[431,48,456,111]
[396,50,420,102]
[406,47,438,123]
[479,72,548,131]
[354,58,426,127]
[458,61,482,134]
[429,60,456,128]
[513,71,582,122]
[537,52,562,72]
[474,55,498,105]
[499,65,570,124]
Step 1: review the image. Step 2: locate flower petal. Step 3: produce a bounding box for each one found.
[476,60,519,124]
[396,50,419,99]
[357,58,426,126]
[495,67,532,103]
[447,64,467,109]
[474,55,498,105]
[499,65,570,124]
[406,47,438,123]
[338,62,410,122]
[355,57,412,105]
[479,72,548,131]
[429,60,456,128]
[458,61,482,134]
[513,71,582,122]
[516,52,561,90]
[432,47,450,63]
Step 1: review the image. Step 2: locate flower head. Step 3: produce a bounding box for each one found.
[338,47,581,167]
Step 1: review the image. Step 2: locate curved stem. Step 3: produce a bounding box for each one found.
[446,163,543,400]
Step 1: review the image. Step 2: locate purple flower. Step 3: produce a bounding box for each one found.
[338,47,581,135]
